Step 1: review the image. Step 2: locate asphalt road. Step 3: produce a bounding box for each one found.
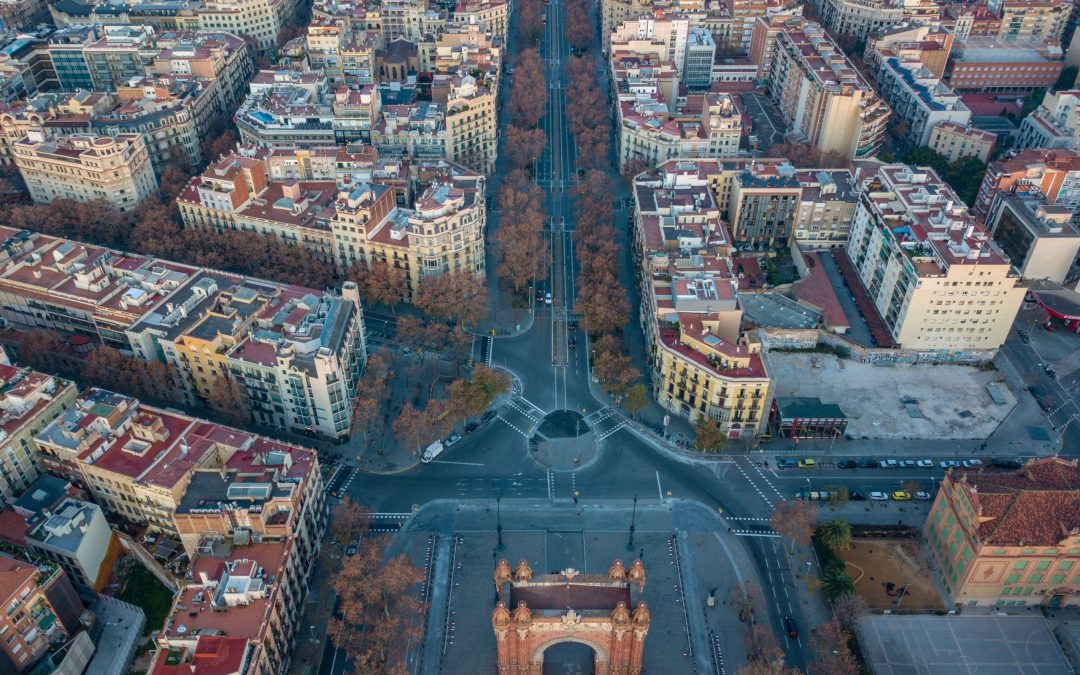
[314,1,1073,672]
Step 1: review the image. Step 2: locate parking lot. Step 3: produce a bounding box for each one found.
[768,352,1017,440]
[741,92,786,148]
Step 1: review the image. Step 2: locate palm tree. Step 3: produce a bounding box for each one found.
[822,566,855,601]
[817,518,852,552]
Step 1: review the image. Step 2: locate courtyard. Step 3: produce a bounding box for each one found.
[768,352,1017,440]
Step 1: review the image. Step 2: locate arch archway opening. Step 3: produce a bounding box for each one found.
[541,640,596,674]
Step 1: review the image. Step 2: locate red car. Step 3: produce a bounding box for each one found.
[784,616,798,638]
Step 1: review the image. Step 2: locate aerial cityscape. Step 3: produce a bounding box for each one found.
[0,0,1078,671]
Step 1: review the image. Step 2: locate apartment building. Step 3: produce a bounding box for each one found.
[152,30,255,110]
[728,164,802,247]
[609,12,691,76]
[873,56,972,148]
[846,164,1026,353]
[235,71,337,148]
[792,169,858,248]
[995,0,1069,42]
[0,553,84,674]
[437,72,497,174]
[83,25,158,90]
[974,148,1080,216]
[196,0,297,53]
[864,23,954,79]
[946,38,1064,93]
[177,153,338,262]
[0,365,77,506]
[924,457,1080,608]
[12,131,158,210]
[34,388,325,538]
[753,17,890,159]
[631,170,771,435]
[984,191,1080,283]
[612,51,743,171]
[1016,89,1080,151]
[373,99,449,160]
[24,498,117,596]
[927,121,996,163]
[811,0,940,40]
[332,162,486,293]
[0,0,47,31]
[944,2,1003,42]
[450,0,509,42]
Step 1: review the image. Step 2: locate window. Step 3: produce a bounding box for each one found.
[1036,561,1051,571]
[1006,573,1021,584]
[1030,573,1043,584]
[1013,561,1029,570]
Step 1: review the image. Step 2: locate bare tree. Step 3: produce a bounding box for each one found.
[811,616,859,675]
[329,497,371,546]
[329,536,424,674]
[831,592,869,635]
[729,580,764,624]
[771,500,819,553]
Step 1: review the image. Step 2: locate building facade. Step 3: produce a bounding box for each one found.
[984,192,1080,284]
[846,164,1026,354]
[927,121,996,163]
[924,458,1080,608]
[0,365,77,506]
[12,132,158,211]
[974,147,1080,216]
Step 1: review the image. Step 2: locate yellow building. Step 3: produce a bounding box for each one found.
[928,121,996,163]
[12,132,158,211]
[439,74,498,175]
[633,170,772,436]
[924,457,1080,609]
[197,0,296,53]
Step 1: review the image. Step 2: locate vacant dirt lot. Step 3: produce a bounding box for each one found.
[837,539,944,611]
[768,352,1016,439]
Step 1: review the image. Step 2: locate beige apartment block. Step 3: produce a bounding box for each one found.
[13,132,158,211]
[928,121,996,163]
[846,164,1025,354]
[755,17,890,159]
[197,0,296,53]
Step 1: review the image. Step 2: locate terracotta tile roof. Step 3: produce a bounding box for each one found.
[956,458,1080,546]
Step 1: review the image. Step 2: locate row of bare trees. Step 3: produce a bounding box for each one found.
[508,49,548,130]
[571,170,629,337]
[495,171,549,294]
[566,58,612,171]
[327,498,424,674]
[515,0,546,45]
[564,0,595,53]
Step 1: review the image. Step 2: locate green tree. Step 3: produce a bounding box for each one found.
[817,519,853,552]
[945,156,987,207]
[693,417,727,453]
[903,147,949,176]
[821,565,855,601]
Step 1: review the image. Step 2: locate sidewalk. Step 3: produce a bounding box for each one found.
[288,548,339,675]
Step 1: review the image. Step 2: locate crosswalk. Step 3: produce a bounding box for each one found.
[497,396,546,439]
[585,406,628,441]
[366,512,410,533]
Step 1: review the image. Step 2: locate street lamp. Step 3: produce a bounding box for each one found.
[496,494,504,551]
[626,494,638,551]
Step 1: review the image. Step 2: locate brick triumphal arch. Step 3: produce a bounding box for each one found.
[491,558,650,674]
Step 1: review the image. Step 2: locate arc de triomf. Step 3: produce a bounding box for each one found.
[491,557,651,674]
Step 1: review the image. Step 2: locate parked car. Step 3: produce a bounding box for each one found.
[891,490,912,501]
[544,292,552,305]
[850,491,867,501]
[880,459,899,469]
[445,434,462,447]
[940,460,960,469]
[777,458,797,468]
[915,491,932,501]
[482,410,498,423]
[797,458,816,469]
[900,460,916,468]
[346,544,358,556]
[989,459,1023,469]
[916,459,934,468]
[837,459,857,469]
[784,616,799,638]
[859,459,878,468]
[962,459,983,468]
[869,491,889,501]
[464,422,479,434]
[568,338,576,350]
[794,490,809,500]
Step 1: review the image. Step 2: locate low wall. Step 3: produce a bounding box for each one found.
[759,328,995,365]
